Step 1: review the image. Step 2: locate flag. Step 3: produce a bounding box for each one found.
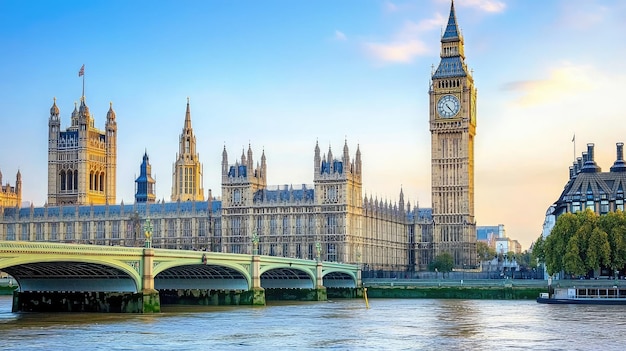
[572,134,575,143]
[78,64,85,77]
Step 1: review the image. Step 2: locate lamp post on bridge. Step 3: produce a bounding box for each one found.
[143,218,153,248]
[315,241,322,262]
[252,228,259,256]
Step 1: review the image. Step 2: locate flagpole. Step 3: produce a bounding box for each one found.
[573,133,576,161]
[82,71,85,98]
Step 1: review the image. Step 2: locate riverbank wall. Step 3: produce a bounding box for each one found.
[363,286,544,300]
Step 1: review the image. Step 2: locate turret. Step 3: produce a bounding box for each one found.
[16,170,22,203]
[610,142,626,172]
[49,97,61,141]
[247,144,254,171]
[580,143,601,173]
[343,139,350,168]
[399,188,405,213]
[261,149,267,183]
[221,145,229,179]
[314,140,321,175]
[355,144,362,177]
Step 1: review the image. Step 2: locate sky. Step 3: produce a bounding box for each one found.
[1,0,626,250]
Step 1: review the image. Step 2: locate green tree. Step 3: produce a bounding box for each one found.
[600,211,626,274]
[477,242,496,262]
[531,235,545,264]
[563,234,585,276]
[586,227,611,273]
[544,212,581,275]
[429,253,454,277]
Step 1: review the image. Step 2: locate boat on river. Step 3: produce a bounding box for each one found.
[537,286,626,305]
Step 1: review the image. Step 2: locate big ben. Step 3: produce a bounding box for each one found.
[429,0,477,267]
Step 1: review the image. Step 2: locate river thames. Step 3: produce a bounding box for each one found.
[1,295,625,350]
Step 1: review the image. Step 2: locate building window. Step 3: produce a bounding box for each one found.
[586,200,595,212]
[600,200,609,215]
[282,216,289,235]
[111,221,120,239]
[36,223,44,241]
[182,219,192,237]
[6,224,15,241]
[617,199,624,212]
[20,224,29,241]
[572,202,581,213]
[50,223,58,241]
[96,221,105,239]
[65,223,74,241]
[82,222,90,241]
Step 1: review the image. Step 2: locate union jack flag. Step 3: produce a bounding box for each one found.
[78,64,85,77]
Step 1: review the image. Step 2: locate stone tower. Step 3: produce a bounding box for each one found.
[429,0,477,267]
[220,144,267,252]
[313,140,363,263]
[171,98,204,202]
[0,169,21,208]
[135,151,156,203]
[47,96,117,205]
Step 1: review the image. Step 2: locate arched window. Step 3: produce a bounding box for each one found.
[60,170,66,191]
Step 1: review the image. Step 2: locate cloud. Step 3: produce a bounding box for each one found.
[364,40,429,63]
[334,30,347,41]
[502,63,597,106]
[459,0,506,13]
[363,15,443,63]
[556,4,608,30]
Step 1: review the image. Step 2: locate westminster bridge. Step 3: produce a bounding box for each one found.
[0,241,360,313]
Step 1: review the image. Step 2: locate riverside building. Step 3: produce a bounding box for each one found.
[0,1,478,272]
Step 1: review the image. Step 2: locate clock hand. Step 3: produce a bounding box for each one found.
[446,105,453,113]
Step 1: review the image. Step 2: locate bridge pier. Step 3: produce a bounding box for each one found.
[141,247,161,313]
[315,260,327,301]
[250,253,266,305]
[12,291,152,313]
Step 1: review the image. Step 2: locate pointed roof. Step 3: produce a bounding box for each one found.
[184,97,192,130]
[442,0,461,42]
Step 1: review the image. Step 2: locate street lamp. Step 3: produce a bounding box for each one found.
[143,217,153,248]
[315,241,322,262]
[252,228,259,255]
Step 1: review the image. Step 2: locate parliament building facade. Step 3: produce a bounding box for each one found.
[0,2,477,272]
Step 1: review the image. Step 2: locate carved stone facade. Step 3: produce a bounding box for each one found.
[425,1,477,267]
[0,169,21,208]
[171,99,204,202]
[47,97,117,205]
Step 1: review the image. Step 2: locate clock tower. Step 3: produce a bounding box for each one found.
[429,0,477,267]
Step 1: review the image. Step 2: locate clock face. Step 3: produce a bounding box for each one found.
[437,95,460,118]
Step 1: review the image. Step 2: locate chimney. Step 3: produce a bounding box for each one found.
[581,143,601,173]
[610,142,626,172]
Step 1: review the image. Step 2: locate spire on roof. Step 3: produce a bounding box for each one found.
[442,0,461,42]
[184,97,192,130]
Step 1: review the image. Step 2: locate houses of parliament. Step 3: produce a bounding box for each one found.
[0,2,477,272]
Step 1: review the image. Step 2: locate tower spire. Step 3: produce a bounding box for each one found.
[184,97,192,130]
[442,0,461,42]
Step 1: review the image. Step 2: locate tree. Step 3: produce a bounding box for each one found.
[429,253,454,277]
[600,211,626,274]
[542,209,626,278]
[477,242,496,262]
[563,234,585,276]
[586,227,611,273]
[531,235,545,265]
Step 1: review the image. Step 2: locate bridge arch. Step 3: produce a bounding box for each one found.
[0,256,141,292]
[322,269,358,288]
[259,264,316,289]
[153,259,251,291]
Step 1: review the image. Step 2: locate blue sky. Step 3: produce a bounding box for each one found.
[1,0,626,249]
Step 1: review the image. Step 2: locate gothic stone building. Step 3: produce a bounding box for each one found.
[0,169,21,208]
[47,96,117,205]
[0,1,477,272]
